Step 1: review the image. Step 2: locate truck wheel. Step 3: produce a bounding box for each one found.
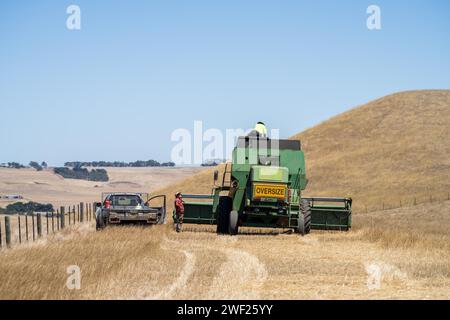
[229,210,239,235]
[216,196,232,234]
[297,199,312,236]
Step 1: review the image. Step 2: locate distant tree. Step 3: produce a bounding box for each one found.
[89,169,109,181]
[54,167,109,182]
[29,161,43,171]
[5,201,53,214]
[201,159,225,167]
[8,162,25,169]
[41,161,48,168]
[63,160,174,168]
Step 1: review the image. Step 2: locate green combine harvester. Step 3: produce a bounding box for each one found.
[174,135,352,235]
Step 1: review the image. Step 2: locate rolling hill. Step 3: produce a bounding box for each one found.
[295,90,450,211]
[0,167,204,208]
[157,90,450,213]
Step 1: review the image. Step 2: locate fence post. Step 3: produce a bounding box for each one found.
[93,202,97,221]
[80,202,84,222]
[25,214,29,241]
[0,218,2,248]
[32,213,35,241]
[5,216,11,248]
[52,210,55,233]
[37,214,42,238]
[18,215,22,244]
[46,212,49,235]
[60,206,65,229]
[56,209,60,231]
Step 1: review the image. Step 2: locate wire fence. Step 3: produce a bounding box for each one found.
[357,191,450,214]
[0,202,97,249]
[1,191,449,248]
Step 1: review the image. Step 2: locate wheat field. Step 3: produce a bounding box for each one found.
[1,90,449,299]
[0,199,449,299]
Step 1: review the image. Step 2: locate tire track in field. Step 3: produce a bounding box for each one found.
[153,234,267,299]
[136,235,197,299]
[207,247,268,299]
[151,250,196,299]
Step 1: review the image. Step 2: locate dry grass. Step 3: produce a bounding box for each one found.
[0,223,186,299]
[1,200,449,299]
[0,211,93,246]
[1,90,450,299]
[293,90,450,212]
[356,201,450,250]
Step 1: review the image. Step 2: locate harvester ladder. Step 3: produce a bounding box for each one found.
[287,194,300,228]
[288,204,298,228]
[287,168,302,228]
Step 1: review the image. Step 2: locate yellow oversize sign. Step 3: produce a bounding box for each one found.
[253,183,286,200]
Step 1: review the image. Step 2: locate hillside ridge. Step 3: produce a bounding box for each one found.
[156,90,450,213]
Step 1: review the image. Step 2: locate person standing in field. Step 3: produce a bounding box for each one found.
[174,192,184,232]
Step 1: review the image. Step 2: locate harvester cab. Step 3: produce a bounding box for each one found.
[174,135,352,235]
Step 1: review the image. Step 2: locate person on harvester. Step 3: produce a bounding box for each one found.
[248,121,268,138]
[174,192,184,232]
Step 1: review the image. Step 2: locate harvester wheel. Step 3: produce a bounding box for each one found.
[298,199,312,236]
[229,210,239,235]
[216,196,232,234]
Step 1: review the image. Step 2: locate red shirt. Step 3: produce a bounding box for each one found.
[175,197,184,214]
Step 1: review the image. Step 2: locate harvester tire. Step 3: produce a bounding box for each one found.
[229,210,239,235]
[216,196,232,234]
[298,199,312,236]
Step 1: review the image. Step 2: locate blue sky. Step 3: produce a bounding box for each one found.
[1,0,449,166]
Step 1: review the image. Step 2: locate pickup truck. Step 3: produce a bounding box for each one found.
[95,192,166,229]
